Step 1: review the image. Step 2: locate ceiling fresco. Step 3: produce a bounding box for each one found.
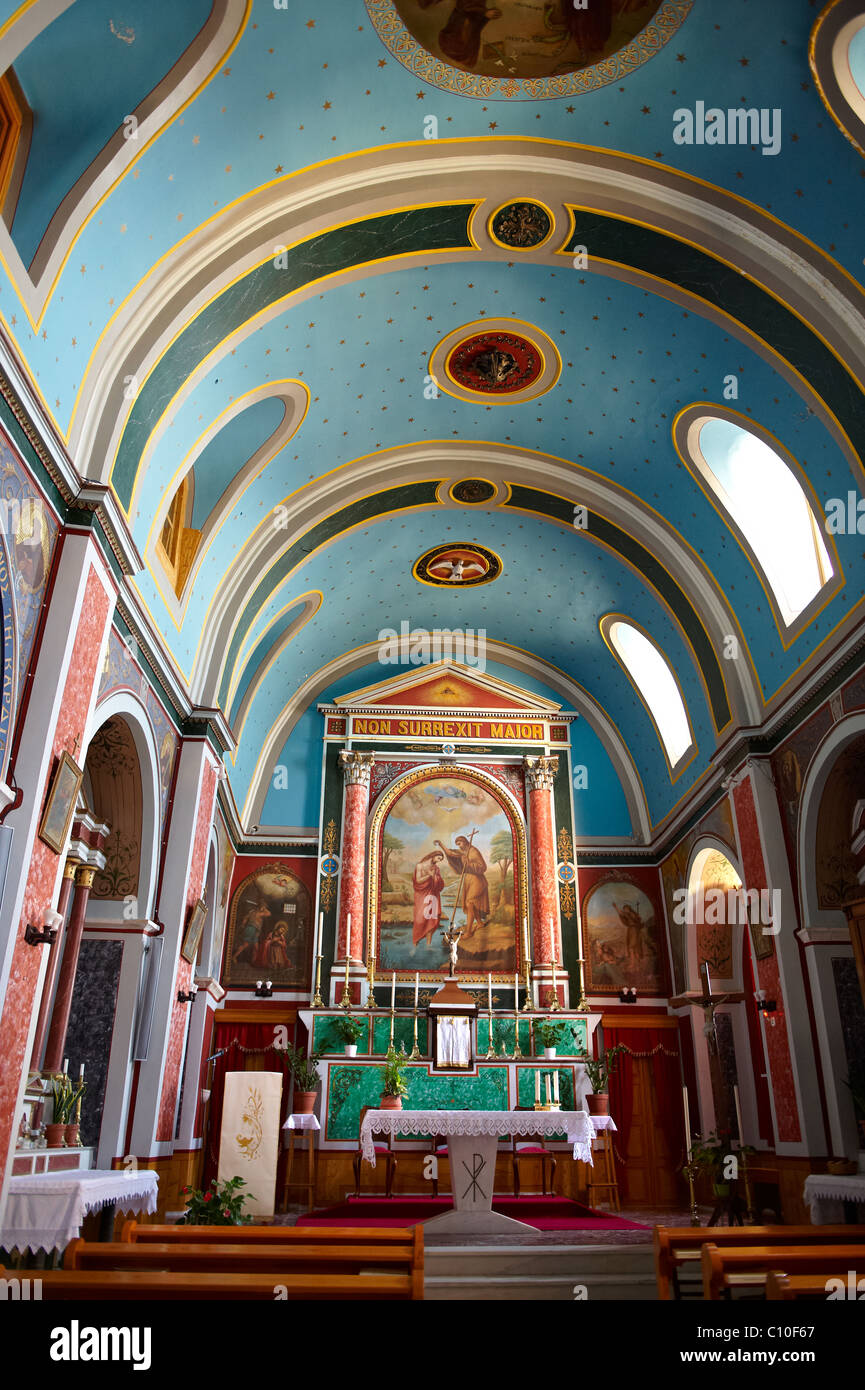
[0,0,862,840]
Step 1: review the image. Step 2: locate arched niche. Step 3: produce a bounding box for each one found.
[82,692,161,921]
[684,839,747,994]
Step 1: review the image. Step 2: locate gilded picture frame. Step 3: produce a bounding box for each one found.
[181,896,207,965]
[38,750,83,854]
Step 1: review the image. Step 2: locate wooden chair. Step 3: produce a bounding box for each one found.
[586,1127,620,1213]
[510,1106,556,1198]
[702,1242,865,1300]
[352,1105,397,1199]
[654,1224,864,1300]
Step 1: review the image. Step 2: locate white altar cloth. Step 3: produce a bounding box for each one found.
[804,1172,865,1225]
[1,1169,159,1253]
[361,1108,595,1165]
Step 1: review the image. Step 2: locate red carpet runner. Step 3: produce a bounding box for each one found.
[296,1196,649,1231]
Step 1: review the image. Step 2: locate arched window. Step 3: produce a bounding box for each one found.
[156,474,199,597]
[603,617,695,773]
[676,410,835,635]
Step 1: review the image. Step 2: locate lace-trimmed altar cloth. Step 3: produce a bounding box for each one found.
[1,1168,159,1253]
[360,1108,596,1166]
[804,1172,865,1225]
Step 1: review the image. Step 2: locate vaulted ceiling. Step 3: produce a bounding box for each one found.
[2,0,864,842]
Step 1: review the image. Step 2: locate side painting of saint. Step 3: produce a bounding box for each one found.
[222,863,312,990]
[583,878,666,995]
[375,773,520,974]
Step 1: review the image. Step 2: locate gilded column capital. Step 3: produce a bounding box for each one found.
[339,750,375,787]
[74,865,96,890]
[62,858,80,881]
[523,755,559,792]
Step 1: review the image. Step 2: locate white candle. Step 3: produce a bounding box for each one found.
[683,1085,692,1160]
[523,918,530,962]
[553,1071,559,1103]
[488,972,493,1014]
[414,971,419,1008]
[344,957,350,989]
[703,961,712,999]
[63,1058,68,1075]
[535,1070,541,1103]
[79,1063,85,1081]
[545,1074,552,1105]
[391,971,396,1011]
[733,1083,744,1147]
[514,972,519,1004]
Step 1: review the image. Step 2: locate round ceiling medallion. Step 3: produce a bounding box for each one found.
[490,201,552,250]
[429,318,560,405]
[447,331,542,396]
[365,1,692,101]
[413,542,502,587]
[448,478,497,504]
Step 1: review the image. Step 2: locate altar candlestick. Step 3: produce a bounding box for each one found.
[414,971,419,1009]
[545,1074,552,1105]
[344,957,350,990]
[488,972,492,1014]
[551,955,557,993]
[733,1083,744,1146]
[683,1085,692,1160]
[391,971,396,1012]
[514,972,519,1002]
[535,1071,541,1104]
[553,1071,559,1103]
[79,1063,84,1081]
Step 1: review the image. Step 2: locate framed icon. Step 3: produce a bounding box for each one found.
[38,751,83,854]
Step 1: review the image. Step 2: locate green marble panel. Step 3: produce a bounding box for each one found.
[517,1065,576,1112]
[312,1014,370,1054]
[477,1016,532,1055]
[371,1014,428,1055]
[326,1062,509,1140]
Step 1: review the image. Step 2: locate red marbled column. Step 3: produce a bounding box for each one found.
[29,859,78,1071]
[732,771,802,1144]
[155,757,218,1142]
[524,756,561,968]
[0,564,110,1181]
[337,751,374,964]
[43,866,95,1075]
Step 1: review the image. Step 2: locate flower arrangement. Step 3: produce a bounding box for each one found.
[178,1175,253,1225]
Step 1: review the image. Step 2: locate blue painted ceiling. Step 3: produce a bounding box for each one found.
[2,0,863,835]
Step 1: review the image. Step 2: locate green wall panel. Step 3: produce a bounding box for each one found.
[371,1014,428,1055]
[312,1014,370,1054]
[326,1063,510,1140]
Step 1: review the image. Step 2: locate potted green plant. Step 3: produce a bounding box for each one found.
[335,1015,365,1057]
[534,1018,582,1059]
[64,1078,87,1147]
[47,1074,73,1147]
[582,1043,626,1116]
[280,1041,322,1115]
[380,1044,410,1110]
[178,1176,254,1226]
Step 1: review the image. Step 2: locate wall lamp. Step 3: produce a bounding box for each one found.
[24,909,63,946]
[754,988,777,1023]
[619,987,638,1004]
[177,984,199,1005]
[255,980,273,998]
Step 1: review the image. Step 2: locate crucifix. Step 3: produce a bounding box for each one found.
[698,961,731,1133]
[71,733,81,758]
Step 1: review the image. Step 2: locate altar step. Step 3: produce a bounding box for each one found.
[424,1242,657,1300]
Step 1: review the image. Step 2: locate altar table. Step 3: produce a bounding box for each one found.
[360,1108,595,1233]
[804,1172,865,1225]
[1,1168,159,1253]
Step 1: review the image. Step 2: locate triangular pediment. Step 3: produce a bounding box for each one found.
[332,661,562,713]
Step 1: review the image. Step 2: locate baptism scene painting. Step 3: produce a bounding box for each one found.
[222,863,312,990]
[375,774,521,974]
[392,0,665,79]
[583,877,666,995]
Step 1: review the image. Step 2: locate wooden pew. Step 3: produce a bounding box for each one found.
[120,1220,414,1245]
[654,1225,860,1300]
[36,1270,413,1300]
[766,1271,840,1301]
[702,1243,865,1301]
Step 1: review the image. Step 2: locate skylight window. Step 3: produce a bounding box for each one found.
[687,415,833,630]
[606,619,694,770]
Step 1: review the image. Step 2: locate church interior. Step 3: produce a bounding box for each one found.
[1,0,865,1325]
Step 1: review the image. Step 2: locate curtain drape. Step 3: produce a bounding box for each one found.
[606,1027,682,1174]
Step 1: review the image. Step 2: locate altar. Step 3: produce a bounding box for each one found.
[360,1107,597,1232]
